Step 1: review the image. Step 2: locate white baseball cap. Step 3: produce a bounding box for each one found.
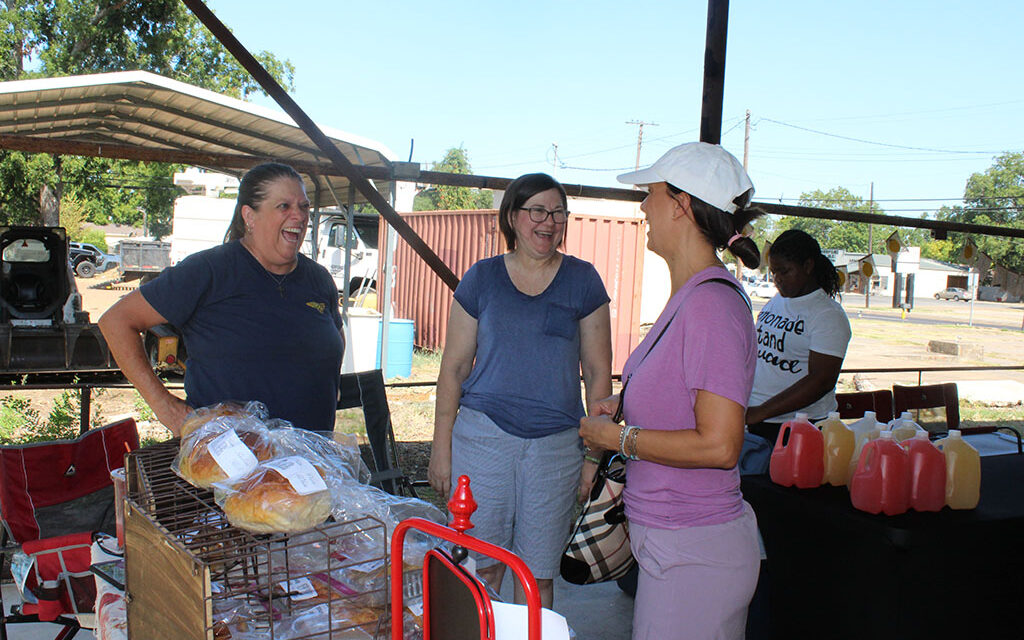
[617,142,754,214]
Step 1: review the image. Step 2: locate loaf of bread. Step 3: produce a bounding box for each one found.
[180,401,266,439]
[222,460,332,534]
[177,424,275,489]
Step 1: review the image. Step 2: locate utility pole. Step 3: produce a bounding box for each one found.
[743,110,750,169]
[550,143,558,177]
[627,120,658,172]
[865,182,874,309]
[867,182,874,255]
[732,109,751,280]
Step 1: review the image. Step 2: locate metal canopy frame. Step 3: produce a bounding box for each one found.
[0,0,1020,301]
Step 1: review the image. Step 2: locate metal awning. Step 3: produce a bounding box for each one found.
[0,70,397,207]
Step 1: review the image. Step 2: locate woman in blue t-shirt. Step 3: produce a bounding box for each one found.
[428,173,612,608]
[99,163,344,435]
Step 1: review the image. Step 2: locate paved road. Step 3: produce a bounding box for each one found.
[751,296,1024,331]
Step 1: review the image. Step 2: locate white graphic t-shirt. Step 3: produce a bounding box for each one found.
[748,289,852,423]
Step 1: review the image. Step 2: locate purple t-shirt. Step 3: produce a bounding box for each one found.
[622,267,756,529]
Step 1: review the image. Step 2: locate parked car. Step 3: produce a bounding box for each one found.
[934,287,972,302]
[746,279,778,299]
[68,242,117,278]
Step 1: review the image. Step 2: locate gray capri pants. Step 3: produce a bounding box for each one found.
[450,406,583,580]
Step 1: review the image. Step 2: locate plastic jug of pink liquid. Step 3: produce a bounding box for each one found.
[850,430,910,515]
[816,412,854,487]
[845,412,884,486]
[769,413,824,488]
[935,429,981,510]
[905,431,946,512]
[889,411,924,443]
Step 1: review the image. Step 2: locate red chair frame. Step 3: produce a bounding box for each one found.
[836,389,894,423]
[391,475,542,640]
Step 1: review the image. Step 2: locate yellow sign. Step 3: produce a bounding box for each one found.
[860,259,874,278]
[885,230,904,260]
[837,268,847,288]
[961,240,977,264]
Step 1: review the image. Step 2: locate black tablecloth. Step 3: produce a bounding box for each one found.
[742,453,1024,640]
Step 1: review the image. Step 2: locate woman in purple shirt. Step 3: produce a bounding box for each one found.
[580,143,763,640]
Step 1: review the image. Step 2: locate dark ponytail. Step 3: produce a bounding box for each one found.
[769,229,841,298]
[666,185,765,268]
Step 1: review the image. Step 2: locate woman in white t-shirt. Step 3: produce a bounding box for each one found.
[746,229,851,444]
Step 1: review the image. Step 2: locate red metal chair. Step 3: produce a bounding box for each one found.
[893,383,1022,452]
[892,383,959,432]
[391,475,543,640]
[836,389,894,423]
[0,418,139,640]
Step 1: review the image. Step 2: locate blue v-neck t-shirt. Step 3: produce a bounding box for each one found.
[454,254,609,438]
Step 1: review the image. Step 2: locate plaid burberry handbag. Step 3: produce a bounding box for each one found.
[560,452,635,585]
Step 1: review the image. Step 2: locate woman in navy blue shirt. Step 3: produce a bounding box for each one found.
[99,163,343,435]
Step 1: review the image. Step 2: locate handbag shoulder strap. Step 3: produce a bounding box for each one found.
[614,270,753,423]
[634,274,750,368]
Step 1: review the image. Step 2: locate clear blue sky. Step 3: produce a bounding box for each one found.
[208,0,1024,218]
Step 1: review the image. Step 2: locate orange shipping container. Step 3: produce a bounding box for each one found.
[381,209,645,374]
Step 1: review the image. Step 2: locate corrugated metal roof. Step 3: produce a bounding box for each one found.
[0,71,396,206]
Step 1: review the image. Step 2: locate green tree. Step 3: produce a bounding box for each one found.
[941,152,1024,272]
[768,187,883,253]
[0,1,295,228]
[413,147,493,211]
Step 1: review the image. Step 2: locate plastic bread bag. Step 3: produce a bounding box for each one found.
[268,523,386,579]
[265,423,371,484]
[210,598,270,640]
[272,601,378,640]
[173,414,276,489]
[327,479,444,566]
[214,456,334,535]
[179,400,269,439]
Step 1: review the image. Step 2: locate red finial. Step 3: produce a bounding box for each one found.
[447,475,477,534]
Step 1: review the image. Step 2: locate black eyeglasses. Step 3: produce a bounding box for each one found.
[519,206,568,224]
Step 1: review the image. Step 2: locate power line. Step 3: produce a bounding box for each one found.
[759,118,1006,155]
[773,196,1019,203]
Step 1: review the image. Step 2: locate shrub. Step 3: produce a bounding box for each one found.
[79,228,109,253]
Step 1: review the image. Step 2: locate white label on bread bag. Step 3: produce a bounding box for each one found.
[207,429,259,479]
[263,456,327,495]
[278,577,318,601]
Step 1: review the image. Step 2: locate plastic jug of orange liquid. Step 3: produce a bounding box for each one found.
[935,429,981,509]
[845,412,884,485]
[905,431,946,512]
[889,411,924,443]
[769,413,824,488]
[850,430,910,515]
[816,412,854,486]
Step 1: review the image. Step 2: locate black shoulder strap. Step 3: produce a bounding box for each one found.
[702,276,753,311]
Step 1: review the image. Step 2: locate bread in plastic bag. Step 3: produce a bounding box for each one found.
[265,423,371,484]
[180,400,269,439]
[217,456,333,534]
[174,415,275,489]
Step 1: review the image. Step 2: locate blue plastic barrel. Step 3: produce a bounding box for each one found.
[375,319,414,379]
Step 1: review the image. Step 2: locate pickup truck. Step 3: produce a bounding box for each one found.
[69,241,119,278]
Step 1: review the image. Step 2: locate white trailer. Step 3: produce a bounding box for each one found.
[169,195,236,266]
